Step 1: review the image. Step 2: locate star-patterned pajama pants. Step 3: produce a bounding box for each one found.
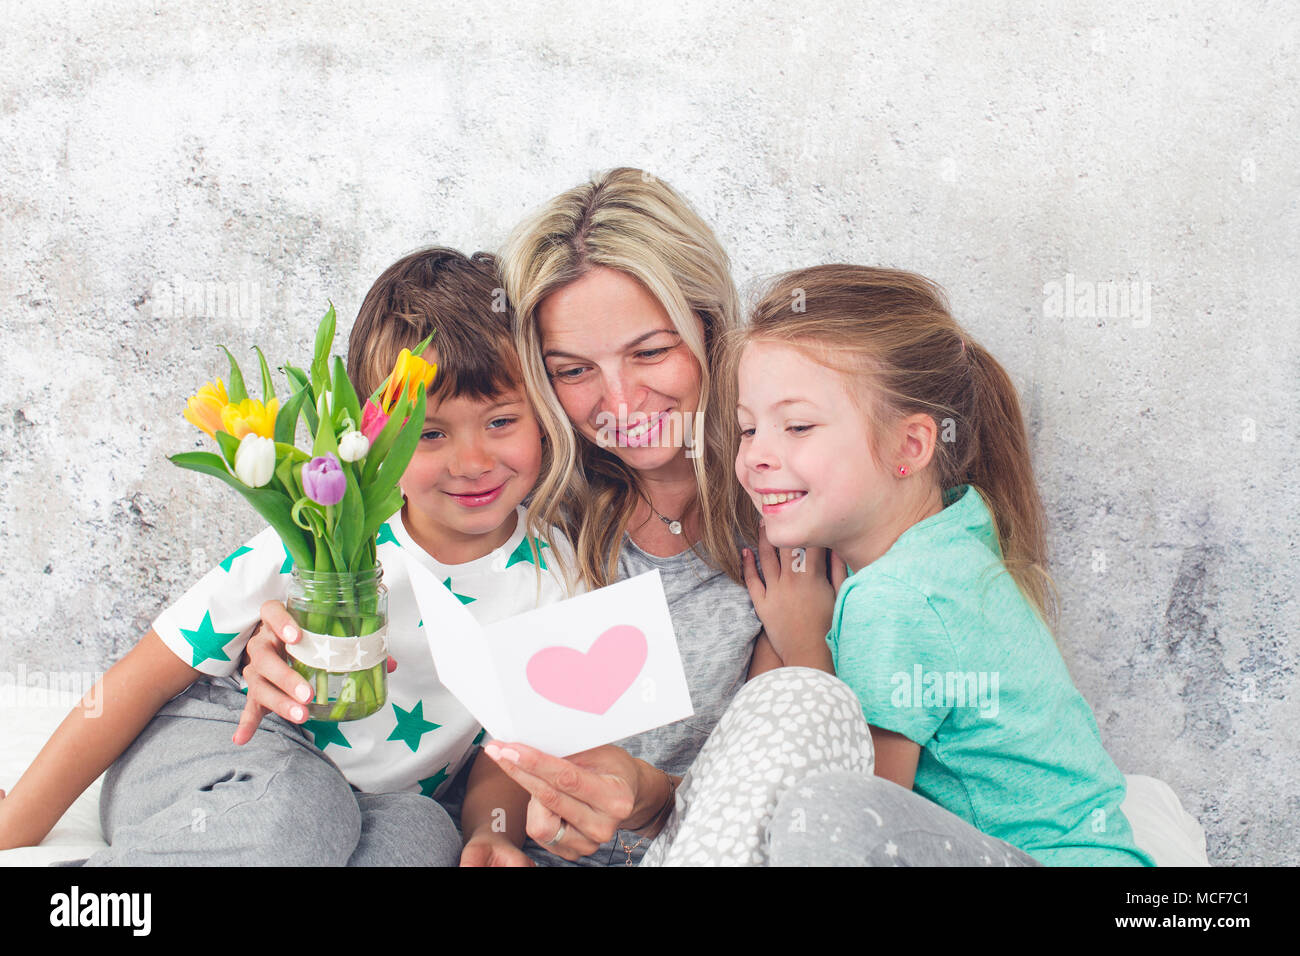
[78,679,462,867]
[640,667,1042,867]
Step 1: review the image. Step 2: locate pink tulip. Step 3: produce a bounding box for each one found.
[361,401,389,443]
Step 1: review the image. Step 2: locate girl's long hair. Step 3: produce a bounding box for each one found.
[498,168,757,589]
[738,264,1059,628]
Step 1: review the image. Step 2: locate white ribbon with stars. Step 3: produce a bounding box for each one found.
[287,626,388,672]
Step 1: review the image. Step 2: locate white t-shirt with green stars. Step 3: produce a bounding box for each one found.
[151,505,577,796]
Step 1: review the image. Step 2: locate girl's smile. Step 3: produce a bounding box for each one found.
[753,488,809,513]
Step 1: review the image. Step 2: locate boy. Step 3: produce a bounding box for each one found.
[0,248,568,866]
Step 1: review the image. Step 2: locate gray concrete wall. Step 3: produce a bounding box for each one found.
[1,1,1295,864]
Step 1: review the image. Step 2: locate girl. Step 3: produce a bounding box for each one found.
[729,264,1155,866]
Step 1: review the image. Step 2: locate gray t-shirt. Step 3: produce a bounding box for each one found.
[525,533,761,867]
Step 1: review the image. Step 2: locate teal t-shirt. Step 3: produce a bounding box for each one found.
[827,484,1155,867]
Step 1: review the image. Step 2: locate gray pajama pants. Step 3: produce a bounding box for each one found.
[641,667,1041,867]
[78,679,461,867]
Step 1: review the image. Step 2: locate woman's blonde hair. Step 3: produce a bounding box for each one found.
[498,167,757,588]
[735,264,1059,629]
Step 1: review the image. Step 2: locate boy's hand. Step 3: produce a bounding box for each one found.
[460,830,534,867]
[235,601,398,745]
[234,601,309,744]
[741,524,845,671]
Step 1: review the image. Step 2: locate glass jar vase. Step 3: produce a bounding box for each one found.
[285,565,388,721]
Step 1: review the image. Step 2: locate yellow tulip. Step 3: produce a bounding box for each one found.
[220,396,280,440]
[379,348,437,414]
[183,379,229,438]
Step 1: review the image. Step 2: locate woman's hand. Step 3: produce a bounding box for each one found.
[482,742,671,863]
[460,829,535,867]
[742,523,847,672]
[232,600,396,745]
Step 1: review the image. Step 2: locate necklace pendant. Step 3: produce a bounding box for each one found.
[667,520,682,535]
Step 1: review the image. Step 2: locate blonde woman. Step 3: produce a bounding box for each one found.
[479,168,870,866]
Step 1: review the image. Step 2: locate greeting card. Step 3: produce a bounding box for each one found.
[405,556,694,756]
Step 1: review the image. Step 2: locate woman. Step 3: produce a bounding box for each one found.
[479,168,867,865]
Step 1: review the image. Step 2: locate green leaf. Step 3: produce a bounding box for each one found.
[360,389,410,487]
[284,364,317,433]
[359,388,423,535]
[311,396,338,460]
[273,450,298,501]
[213,430,240,471]
[331,355,363,437]
[284,363,310,394]
[274,385,310,446]
[290,496,327,538]
[274,442,310,463]
[311,302,336,398]
[354,487,404,568]
[220,346,249,404]
[411,329,436,357]
[254,346,276,404]
[335,467,364,572]
[324,524,346,573]
[313,543,334,573]
[372,388,426,500]
[169,452,313,569]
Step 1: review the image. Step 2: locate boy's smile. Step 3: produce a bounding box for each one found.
[443,481,508,508]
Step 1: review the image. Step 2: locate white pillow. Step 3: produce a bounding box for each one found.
[1121,773,1211,867]
[0,688,108,867]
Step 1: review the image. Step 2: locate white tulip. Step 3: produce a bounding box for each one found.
[234,434,276,488]
[337,430,370,463]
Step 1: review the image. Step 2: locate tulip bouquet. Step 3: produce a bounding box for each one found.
[173,304,435,720]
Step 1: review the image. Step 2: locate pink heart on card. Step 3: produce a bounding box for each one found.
[525,625,648,715]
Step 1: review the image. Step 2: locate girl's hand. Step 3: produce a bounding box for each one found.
[742,524,847,672]
[482,742,667,863]
[460,830,535,867]
[233,600,397,745]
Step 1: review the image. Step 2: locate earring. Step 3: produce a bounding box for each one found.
[898,465,909,477]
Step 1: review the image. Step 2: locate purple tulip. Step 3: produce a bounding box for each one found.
[303,453,347,506]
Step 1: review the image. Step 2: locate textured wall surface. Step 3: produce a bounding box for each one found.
[1,1,1296,864]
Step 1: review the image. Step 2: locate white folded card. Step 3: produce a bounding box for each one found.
[405,555,694,756]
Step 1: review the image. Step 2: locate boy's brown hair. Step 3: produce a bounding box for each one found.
[347,247,522,405]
